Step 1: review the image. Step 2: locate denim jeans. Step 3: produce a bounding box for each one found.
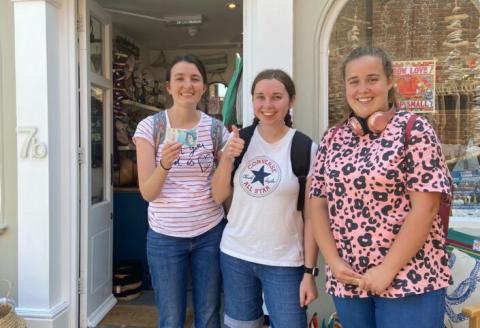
[332,288,446,328]
[147,220,226,328]
[220,252,306,328]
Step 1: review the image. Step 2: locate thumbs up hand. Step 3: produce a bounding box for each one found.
[223,125,244,161]
[231,125,240,138]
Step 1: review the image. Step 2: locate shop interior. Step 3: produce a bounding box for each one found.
[92,0,242,326]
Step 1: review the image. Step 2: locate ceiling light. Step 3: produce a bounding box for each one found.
[226,2,237,9]
[187,26,199,37]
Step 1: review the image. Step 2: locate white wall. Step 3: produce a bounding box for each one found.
[13,0,78,326]
[243,0,293,126]
[0,0,18,302]
[294,0,337,321]
[294,0,330,142]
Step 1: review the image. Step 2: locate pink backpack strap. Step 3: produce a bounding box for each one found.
[404,114,450,237]
[404,114,417,150]
[329,122,343,145]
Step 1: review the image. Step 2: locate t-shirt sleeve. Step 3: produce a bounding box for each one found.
[310,128,336,198]
[221,124,230,147]
[405,116,452,202]
[308,142,318,177]
[132,115,155,147]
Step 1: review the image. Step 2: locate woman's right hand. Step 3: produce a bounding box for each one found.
[223,125,244,162]
[329,257,362,286]
[160,142,182,168]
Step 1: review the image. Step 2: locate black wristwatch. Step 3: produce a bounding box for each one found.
[304,266,319,276]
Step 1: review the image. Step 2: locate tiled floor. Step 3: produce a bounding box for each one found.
[97,290,231,328]
[98,290,270,328]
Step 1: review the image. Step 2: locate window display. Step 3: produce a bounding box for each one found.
[329,0,480,219]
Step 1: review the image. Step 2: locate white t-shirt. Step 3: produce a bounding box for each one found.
[133,111,229,238]
[220,127,317,266]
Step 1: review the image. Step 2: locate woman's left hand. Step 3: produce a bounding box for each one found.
[358,264,397,295]
[299,274,318,307]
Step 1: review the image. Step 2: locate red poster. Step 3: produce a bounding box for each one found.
[393,60,436,113]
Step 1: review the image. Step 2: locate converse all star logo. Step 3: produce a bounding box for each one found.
[239,156,281,197]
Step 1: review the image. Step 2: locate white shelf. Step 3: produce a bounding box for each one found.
[121,100,160,113]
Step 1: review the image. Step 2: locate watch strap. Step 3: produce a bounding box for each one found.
[304,266,319,276]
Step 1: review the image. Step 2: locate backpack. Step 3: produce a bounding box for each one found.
[330,114,451,236]
[231,124,313,212]
[152,110,224,166]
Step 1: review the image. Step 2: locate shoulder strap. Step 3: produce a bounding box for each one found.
[153,111,167,166]
[210,117,224,157]
[330,122,343,144]
[403,114,450,236]
[404,114,417,149]
[291,131,313,211]
[230,125,256,184]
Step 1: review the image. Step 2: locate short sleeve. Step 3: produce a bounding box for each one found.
[405,116,452,201]
[221,124,230,147]
[310,128,336,198]
[308,142,319,176]
[132,115,155,147]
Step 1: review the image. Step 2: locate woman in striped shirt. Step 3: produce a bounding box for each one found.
[134,54,229,328]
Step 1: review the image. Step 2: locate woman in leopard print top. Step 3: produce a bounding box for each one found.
[310,46,452,328]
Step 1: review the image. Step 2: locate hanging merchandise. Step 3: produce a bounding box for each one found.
[222,54,242,126]
[470,18,480,138]
[443,0,469,83]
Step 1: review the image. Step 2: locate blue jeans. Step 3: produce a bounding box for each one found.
[332,288,446,328]
[220,252,306,328]
[147,220,226,328]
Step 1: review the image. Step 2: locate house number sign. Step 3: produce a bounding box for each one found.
[17,127,48,159]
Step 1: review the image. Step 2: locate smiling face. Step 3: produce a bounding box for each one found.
[252,78,294,128]
[344,55,393,118]
[166,61,206,108]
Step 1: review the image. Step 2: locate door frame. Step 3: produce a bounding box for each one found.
[77,0,115,326]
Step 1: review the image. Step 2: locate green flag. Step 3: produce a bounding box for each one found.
[222,55,243,125]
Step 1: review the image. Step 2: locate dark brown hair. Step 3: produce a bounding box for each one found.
[341,46,397,117]
[165,54,208,85]
[251,69,295,127]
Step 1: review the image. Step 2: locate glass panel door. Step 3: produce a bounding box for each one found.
[91,86,105,204]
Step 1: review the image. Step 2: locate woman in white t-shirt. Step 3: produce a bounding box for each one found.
[212,69,319,328]
[134,54,229,328]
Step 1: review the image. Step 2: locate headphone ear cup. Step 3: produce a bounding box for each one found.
[349,117,365,136]
[367,108,395,134]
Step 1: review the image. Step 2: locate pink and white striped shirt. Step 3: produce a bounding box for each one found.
[133,111,229,237]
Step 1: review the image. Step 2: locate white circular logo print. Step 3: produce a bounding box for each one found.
[239,156,281,197]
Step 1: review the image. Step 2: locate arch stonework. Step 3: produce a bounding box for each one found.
[313,0,348,136]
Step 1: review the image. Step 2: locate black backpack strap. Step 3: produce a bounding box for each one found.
[230,125,256,185]
[291,131,313,211]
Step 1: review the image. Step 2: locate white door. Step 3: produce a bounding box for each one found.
[78,0,115,326]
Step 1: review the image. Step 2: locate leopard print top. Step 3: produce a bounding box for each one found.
[311,111,452,298]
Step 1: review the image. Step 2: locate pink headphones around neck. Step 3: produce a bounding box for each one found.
[349,107,396,136]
